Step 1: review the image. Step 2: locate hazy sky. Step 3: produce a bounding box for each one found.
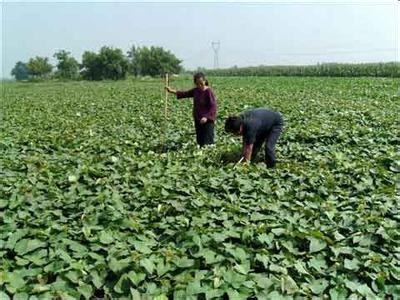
[2,0,399,78]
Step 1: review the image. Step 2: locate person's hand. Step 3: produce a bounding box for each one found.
[200,117,207,124]
[165,86,174,93]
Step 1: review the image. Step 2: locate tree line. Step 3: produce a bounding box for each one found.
[11,45,183,81]
[204,62,400,78]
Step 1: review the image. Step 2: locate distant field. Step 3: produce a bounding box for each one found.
[1,77,399,299]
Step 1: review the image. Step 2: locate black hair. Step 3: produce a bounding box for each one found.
[225,116,242,133]
[193,72,209,86]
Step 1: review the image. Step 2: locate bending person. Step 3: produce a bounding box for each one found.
[225,108,284,168]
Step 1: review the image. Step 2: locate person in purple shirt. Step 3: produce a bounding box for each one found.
[166,72,218,147]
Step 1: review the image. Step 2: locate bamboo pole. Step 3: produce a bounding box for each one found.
[161,73,169,151]
[165,73,169,120]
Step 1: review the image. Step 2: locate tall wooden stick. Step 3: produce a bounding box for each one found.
[165,73,169,120]
[161,73,169,150]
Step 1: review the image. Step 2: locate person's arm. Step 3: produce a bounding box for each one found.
[201,89,218,123]
[177,88,195,99]
[241,122,257,162]
[243,143,254,162]
[166,87,195,99]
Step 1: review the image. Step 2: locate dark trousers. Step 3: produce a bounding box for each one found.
[252,118,283,168]
[194,120,215,147]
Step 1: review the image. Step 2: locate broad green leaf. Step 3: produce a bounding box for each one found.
[114,274,129,294]
[134,241,152,254]
[308,279,329,295]
[128,271,146,286]
[140,258,155,274]
[7,271,25,290]
[308,256,327,272]
[281,275,298,294]
[309,237,327,253]
[174,257,195,268]
[186,280,202,295]
[0,291,10,300]
[77,283,92,299]
[256,277,274,290]
[14,239,46,255]
[99,231,114,244]
[109,257,131,273]
[90,270,104,289]
[344,258,360,271]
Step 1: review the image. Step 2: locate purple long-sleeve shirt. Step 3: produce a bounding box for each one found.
[176,87,218,122]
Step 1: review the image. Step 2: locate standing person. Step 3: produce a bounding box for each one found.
[224,108,284,168]
[166,73,218,147]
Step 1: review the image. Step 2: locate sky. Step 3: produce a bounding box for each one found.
[1,0,399,79]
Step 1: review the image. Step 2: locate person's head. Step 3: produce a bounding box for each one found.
[193,72,209,89]
[225,116,242,135]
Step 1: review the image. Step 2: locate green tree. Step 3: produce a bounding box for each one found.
[26,56,53,78]
[27,56,53,77]
[81,47,129,80]
[133,46,182,76]
[54,50,79,79]
[11,61,30,80]
[81,51,101,80]
[127,45,139,76]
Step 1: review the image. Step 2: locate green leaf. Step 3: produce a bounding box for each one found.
[77,283,93,299]
[186,280,202,295]
[15,256,30,266]
[345,280,360,292]
[333,231,345,241]
[257,233,273,245]
[134,241,152,254]
[68,175,78,183]
[198,249,218,264]
[329,287,349,300]
[255,253,269,268]
[0,199,8,209]
[251,212,268,221]
[14,239,46,255]
[256,277,273,290]
[281,275,298,294]
[99,231,114,244]
[174,257,195,268]
[308,279,329,294]
[356,284,374,297]
[109,257,131,273]
[7,271,26,290]
[140,258,155,274]
[309,237,327,253]
[269,264,287,274]
[13,293,29,300]
[90,270,104,289]
[226,247,248,262]
[0,291,10,300]
[294,261,309,275]
[234,262,251,274]
[271,228,285,236]
[114,274,129,294]
[65,270,80,283]
[308,256,327,272]
[128,271,146,286]
[344,258,360,271]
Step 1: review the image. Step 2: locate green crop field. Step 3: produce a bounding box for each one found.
[1,76,399,299]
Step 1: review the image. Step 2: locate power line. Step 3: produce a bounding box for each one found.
[211,41,220,69]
